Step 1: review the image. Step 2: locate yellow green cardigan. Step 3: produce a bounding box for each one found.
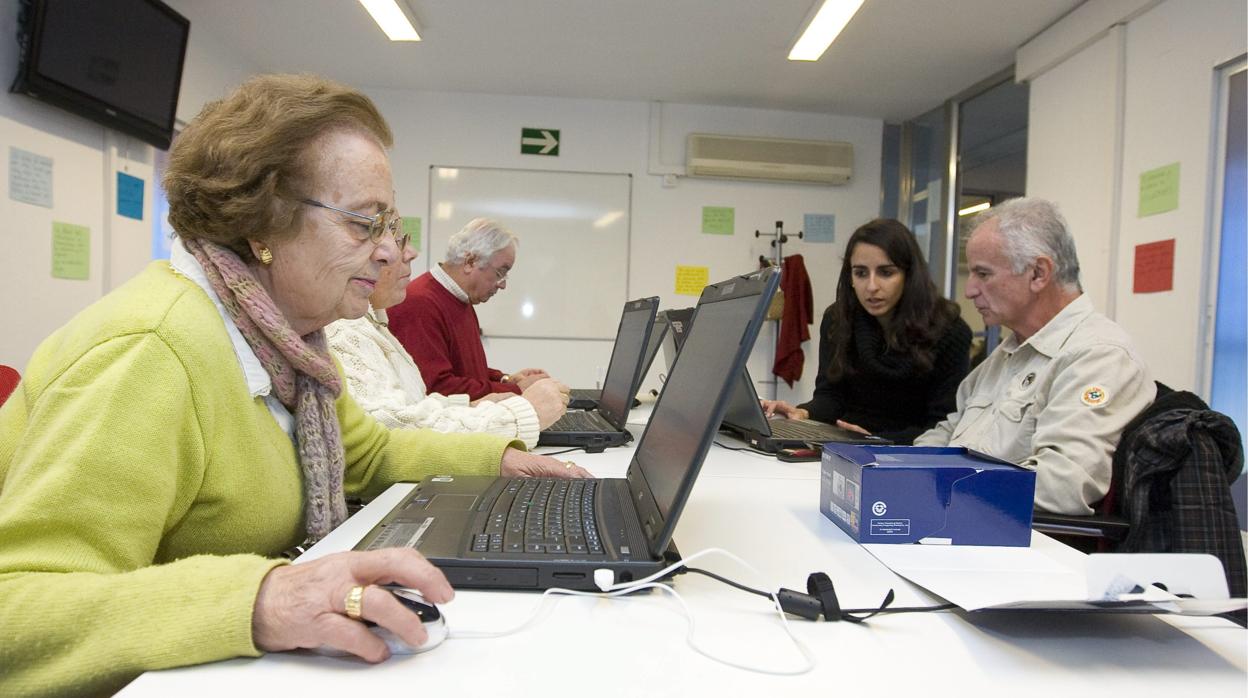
[0,262,516,696]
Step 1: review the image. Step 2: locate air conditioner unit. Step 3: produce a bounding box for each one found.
[686,133,853,185]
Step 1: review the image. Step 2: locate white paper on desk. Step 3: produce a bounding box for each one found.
[864,545,1246,614]
[863,543,1088,611]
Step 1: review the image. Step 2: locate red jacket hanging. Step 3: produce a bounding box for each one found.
[773,254,814,387]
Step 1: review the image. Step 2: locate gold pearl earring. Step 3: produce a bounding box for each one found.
[257,247,274,265]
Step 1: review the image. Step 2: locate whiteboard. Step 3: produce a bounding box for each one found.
[428,166,631,339]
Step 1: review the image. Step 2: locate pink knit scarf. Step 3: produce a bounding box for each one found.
[183,238,347,541]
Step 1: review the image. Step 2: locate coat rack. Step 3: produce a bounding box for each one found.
[755,220,803,268]
[753,220,803,402]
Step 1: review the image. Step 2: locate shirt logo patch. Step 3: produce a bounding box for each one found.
[1081,386,1109,407]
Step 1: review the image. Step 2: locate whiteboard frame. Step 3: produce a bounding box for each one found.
[426,165,633,341]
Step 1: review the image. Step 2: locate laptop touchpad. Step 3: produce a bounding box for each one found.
[427,494,477,511]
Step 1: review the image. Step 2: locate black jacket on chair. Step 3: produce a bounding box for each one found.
[1113,385,1246,600]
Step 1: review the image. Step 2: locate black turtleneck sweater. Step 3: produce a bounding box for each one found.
[798,304,972,444]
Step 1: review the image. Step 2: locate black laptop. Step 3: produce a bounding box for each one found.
[352,267,780,590]
[536,297,658,451]
[568,316,667,410]
[719,368,890,451]
[658,307,695,380]
[666,304,886,452]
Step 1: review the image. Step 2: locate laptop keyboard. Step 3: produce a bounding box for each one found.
[547,409,613,433]
[472,478,604,555]
[769,418,839,440]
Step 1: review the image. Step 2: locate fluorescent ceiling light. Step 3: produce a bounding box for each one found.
[958,202,992,217]
[359,0,421,42]
[788,0,865,62]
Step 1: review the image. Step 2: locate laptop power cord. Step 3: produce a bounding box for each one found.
[447,547,817,676]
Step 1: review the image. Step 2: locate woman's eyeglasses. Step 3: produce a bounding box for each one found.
[301,199,409,249]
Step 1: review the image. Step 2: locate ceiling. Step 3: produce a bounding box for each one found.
[167,0,1082,122]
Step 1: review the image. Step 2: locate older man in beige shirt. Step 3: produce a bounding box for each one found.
[914,198,1155,515]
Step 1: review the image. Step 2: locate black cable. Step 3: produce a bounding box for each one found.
[537,446,588,456]
[685,566,957,618]
[711,440,774,457]
[685,567,771,598]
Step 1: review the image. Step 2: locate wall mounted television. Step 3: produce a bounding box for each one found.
[10,0,190,150]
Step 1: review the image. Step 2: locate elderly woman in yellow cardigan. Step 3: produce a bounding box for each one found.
[0,74,588,696]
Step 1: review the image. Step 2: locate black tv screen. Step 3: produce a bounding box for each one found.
[10,0,190,150]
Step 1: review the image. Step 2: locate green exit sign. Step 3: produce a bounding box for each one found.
[521,128,560,156]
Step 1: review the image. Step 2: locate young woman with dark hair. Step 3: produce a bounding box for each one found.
[762,218,972,444]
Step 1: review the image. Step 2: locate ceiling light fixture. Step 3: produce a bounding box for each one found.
[958,202,992,217]
[788,0,865,62]
[359,0,421,42]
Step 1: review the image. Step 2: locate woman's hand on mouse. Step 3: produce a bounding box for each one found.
[252,548,452,662]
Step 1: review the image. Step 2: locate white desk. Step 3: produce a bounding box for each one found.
[120,424,1247,697]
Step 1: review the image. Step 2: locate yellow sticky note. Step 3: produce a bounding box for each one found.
[675,265,709,296]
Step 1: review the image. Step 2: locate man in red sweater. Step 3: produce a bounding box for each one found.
[388,218,554,400]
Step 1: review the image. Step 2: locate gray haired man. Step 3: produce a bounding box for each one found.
[914,197,1155,515]
[389,218,556,400]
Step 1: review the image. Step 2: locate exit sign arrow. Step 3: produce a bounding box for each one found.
[521,128,560,156]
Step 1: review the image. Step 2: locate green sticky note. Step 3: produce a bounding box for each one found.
[402,216,421,249]
[52,221,90,280]
[1138,162,1180,217]
[701,206,734,235]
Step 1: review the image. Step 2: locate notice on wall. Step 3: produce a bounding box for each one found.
[804,213,835,243]
[675,265,709,296]
[9,147,53,208]
[52,221,90,280]
[402,216,421,250]
[701,206,734,235]
[1138,162,1180,217]
[116,172,145,220]
[1133,239,1175,293]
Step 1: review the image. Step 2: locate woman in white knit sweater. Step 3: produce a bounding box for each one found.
[328,239,567,448]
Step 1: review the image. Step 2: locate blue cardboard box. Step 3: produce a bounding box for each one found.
[820,444,1036,547]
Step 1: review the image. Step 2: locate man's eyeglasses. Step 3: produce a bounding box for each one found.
[301,199,409,249]
[479,261,509,282]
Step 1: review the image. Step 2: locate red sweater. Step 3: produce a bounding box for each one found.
[387,272,521,400]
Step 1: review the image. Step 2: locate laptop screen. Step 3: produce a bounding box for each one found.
[628,270,777,553]
[597,300,656,423]
[720,368,770,434]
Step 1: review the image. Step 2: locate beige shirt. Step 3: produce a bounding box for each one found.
[326,308,541,448]
[914,295,1155,515]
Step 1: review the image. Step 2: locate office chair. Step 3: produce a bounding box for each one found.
[1032,382,1247,602]
[0,365,18,406]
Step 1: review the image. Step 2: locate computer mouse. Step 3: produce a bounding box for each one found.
[374,586,447,654]
[313,586,446,657]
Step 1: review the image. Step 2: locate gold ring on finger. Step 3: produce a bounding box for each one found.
[344,584,366,619]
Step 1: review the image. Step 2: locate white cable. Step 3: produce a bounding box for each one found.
[447,547,817,676]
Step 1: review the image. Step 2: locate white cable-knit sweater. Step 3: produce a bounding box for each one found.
[327,308,541,448]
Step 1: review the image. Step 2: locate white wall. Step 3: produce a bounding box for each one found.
[0,2,882,407]
[1026,29,1123,311]
[339,89,882,401]
[0,0,164,368]
[1020,0,1247,392]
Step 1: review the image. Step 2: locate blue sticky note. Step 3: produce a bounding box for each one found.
[804,213,835,243]
[117,172,144,220]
